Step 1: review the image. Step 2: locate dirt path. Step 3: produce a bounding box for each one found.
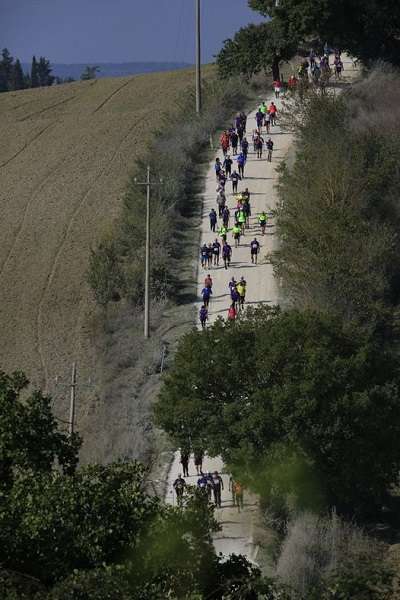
[166,89,292,561]
[166,57,359,562]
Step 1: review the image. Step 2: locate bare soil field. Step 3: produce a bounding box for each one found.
[0,68,204,463]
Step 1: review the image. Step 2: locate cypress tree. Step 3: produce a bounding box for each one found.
[0,48,13,90]
[37,56,54,86]
[11,59,25,90]
[31,55,39,88]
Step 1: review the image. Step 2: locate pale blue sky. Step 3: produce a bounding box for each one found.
[0,0,265,63]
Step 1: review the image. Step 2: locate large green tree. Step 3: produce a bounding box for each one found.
[0,371,80,485]
[155,307,400,514]
[249,0,400,66]
[217,20,297,80]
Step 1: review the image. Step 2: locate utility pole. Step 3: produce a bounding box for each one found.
[134,167,163,338]
[69,362,76,436]
[195,0,202,114]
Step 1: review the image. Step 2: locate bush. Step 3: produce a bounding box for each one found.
[277,512,389,599]
[274,69,400,330]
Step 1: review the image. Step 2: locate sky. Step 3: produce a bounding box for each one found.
[0,0,265,64]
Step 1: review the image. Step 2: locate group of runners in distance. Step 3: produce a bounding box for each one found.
[199,101,277,328]
[173,450,245,512]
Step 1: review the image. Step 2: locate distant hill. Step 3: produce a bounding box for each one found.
[21,62,191,80]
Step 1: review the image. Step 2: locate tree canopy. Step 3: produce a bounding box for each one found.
[155,307,400,514]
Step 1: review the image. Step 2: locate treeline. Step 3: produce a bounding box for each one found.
[0,48,54,92]
[88,77,251,310]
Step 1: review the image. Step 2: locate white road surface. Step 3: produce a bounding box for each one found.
[166,57,358,562]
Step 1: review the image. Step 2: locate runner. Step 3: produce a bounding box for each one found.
[222,205,230,228]
[216,187,226,217]
[232,222,241,248]
[288,74,298,91]
[173,474,186,507]
[273,79,282,98]
[266,138,274,163]
[214,157,222,181]
[268,102,277,126]
[243,197,251,228]
[230,130,239,155]
[227,303,237,322]
[250,237,260,264]
[199,304,208,329]
[212,471,224,508]
[264,110,271,134]
[204,273,213,289]
[237,208,246,235]
[223,155,233,177]
[237,278,246,310]
[231,285,240,310]
[212,239,221,266]
[220,131,230,156]
[230,169,242,194]
[259,210,267,235]
[180,450,190,477]
[255,134,264,159]
[334,56,344,79]
[229,477,245,512]
[241,138,249,161]
[228,277,237,295]
[194,450,204,475]
[200,243,208,269]
[209,208,217,232]
[201,284,212,308]
[222,241,232,270]
[218,224,228,243]
[197,471,209,498]
[255,109,264,132]
[237,124,244,148]
[237,152,246,179]
[240,111,247,132]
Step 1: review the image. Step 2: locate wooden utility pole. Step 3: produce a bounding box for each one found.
[134,167,163,338]
[195,0,202,114]
[69,362,77,436]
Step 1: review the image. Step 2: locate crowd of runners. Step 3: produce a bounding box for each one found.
[198,100,278,328]
[173,450,245,513]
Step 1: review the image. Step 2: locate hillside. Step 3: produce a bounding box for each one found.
[0,67,204,463]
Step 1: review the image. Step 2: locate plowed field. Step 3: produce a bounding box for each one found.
[0,68,200,461]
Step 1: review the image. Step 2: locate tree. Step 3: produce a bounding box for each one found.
[81,65,100,80]
[10,59,25,90]
[37,56,54,87]
[248,0,400,66]
[0,370,80,485]
[155,307,400,514]
[0,462,159,583]
[217,20,297,81]
[31,55,39,88]
[0,48,13,92]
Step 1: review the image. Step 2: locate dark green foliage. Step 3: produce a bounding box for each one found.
[155,307,400,513]
[10,59,25,90]
[37,57,54,87]
[88,78,251,309]
[1,48,13,89]
[0,370,81,484]
[249,0,400,66]
[0,462,158,583]
[31,56,39,88]
[80,66,100,80]
[217,20,297,81]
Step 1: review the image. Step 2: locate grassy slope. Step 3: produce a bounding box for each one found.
[0,68,210,462]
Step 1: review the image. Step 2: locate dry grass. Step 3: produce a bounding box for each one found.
[0,67,214,462]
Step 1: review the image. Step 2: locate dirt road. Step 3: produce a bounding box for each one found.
[166,89,292,561]
[166,57,359,562]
